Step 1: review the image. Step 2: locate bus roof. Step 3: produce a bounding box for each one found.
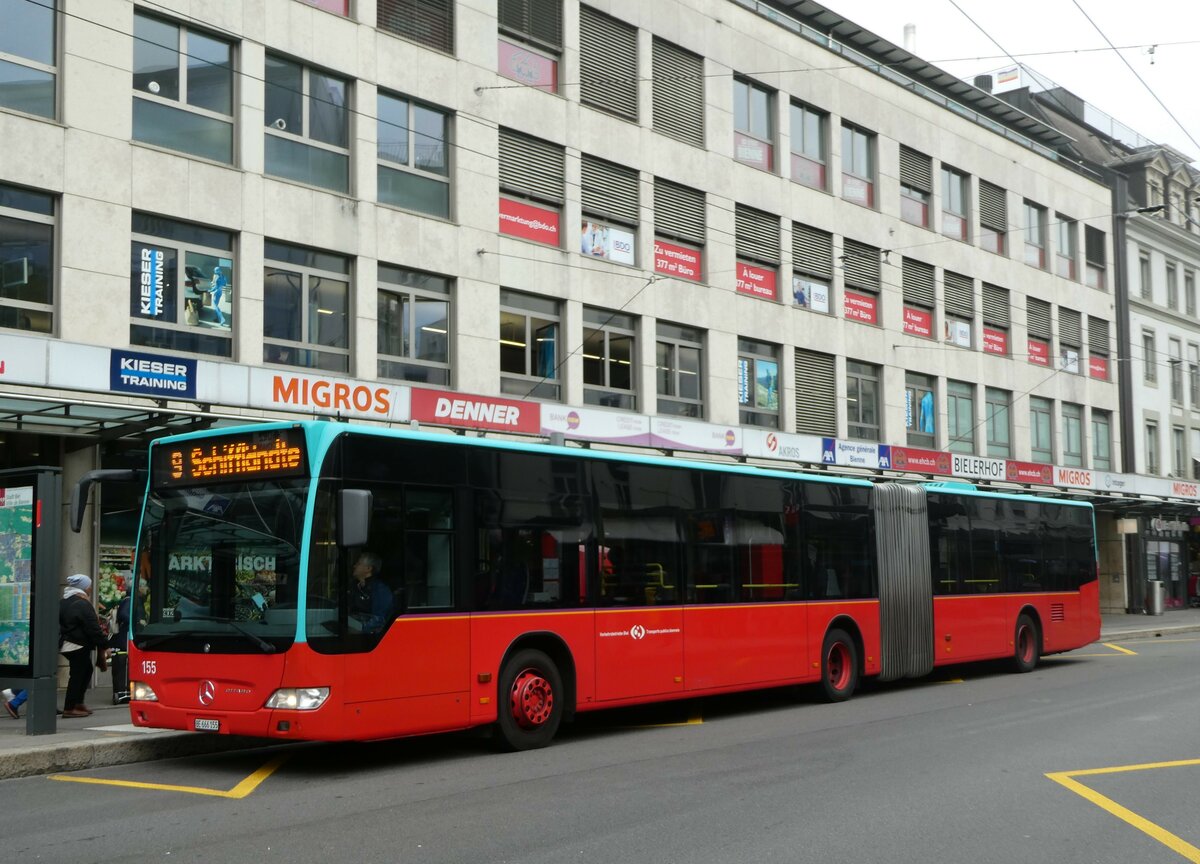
[153,420,1093,508]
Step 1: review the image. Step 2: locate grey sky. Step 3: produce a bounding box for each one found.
[821,0,1200,161]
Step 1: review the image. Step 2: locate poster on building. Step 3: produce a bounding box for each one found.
[903,306,932,337]
[0,486,34,668]
[792,275,829,312]
[735,261,778,300]
[653,240,702,282]
[499,197,561,246]
[581,220,636,265]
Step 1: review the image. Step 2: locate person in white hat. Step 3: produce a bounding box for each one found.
[59,574,109,718]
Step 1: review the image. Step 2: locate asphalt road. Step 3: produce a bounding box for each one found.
[4,635,1198,864]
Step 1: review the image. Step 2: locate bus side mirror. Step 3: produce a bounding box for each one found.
[338,489,372,548]
[70,469,145,533]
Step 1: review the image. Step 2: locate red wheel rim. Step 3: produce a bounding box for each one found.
[826,642,851,692]
[510,668,554,730]
[1017,625,1034,664]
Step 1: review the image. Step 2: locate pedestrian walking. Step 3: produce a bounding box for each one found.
[59,574,109,718]
[2,688,26,719]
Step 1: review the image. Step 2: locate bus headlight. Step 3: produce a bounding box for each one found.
[265,687,330,710]
[130,681,159,702]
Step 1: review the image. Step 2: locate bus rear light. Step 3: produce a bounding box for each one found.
[265,687,330,710]
[131,681,159,702]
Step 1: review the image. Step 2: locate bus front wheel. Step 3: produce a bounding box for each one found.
[1013,614,1040,673]
[820,628,858,702]
[496,649,563,751]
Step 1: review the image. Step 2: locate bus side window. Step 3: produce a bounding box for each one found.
[403,487,455,609]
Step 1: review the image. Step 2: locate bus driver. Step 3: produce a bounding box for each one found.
[349,552,393,633]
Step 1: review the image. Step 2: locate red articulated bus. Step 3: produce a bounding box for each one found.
[75,421,1099,750]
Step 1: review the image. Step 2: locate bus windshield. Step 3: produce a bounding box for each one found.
[133,478,308,653]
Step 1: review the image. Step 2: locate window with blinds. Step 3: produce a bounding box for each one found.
[654,178,704,245]
[1059,308,1082,348]
[902,258,934,307]
[794,349,836,436]
[1027,297,1052,340]
[378,0,454,54]
[982,283,1009,327]
[652,38,704,147]
[842,239,880,291]
[899,146,932,227]
[582,154,638,225]
[1059,307,1082,373]
[793,223,832,278]
[580,6,637,121]
[499,128,565,204]
[979,180,1007,254]
[1088,316,1109,355]
[735,204,779,265]
[943,270,974,319]
[498,0,562,51]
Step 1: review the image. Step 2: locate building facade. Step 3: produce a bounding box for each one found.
[0,0,1159,620]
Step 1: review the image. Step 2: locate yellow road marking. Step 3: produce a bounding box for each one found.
[933,678,964,684]
[49,753,290,799]
[635,708,704,729]
[1047,758,1200,863]
[1101,642,1138,655]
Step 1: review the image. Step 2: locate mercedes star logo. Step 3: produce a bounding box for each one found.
[198,680,216,706]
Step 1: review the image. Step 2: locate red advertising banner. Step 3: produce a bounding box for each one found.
[1089,354,1109,380]
[1027,338,1050,367]
[734,132,772,171]
[1005,460,1053,484]
[410,388,541,433]
[735,261,777,300]
[499,197,560,246]
[653,239,703,282]
[844,290,878,324]
[983,327,1008,355]
[902,306,932,338]
[497,38,557,93]
[890,446,952,475]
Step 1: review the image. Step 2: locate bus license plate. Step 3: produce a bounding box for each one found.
[194,718,220,732]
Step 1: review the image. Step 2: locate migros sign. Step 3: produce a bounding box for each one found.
[271,374,394,416]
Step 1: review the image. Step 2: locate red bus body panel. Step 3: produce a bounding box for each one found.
[128,584,1097,741]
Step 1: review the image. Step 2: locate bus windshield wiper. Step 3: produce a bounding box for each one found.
[166,615,277,653]
[137,630,200,649]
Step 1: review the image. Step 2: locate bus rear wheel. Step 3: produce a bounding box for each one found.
[1013,614,1040,673]
[820,628,858,702]
[496,649,563,751]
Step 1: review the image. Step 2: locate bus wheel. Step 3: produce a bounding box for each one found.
[496,649,563,751]
[820,629,858,702]
[1013,614,1040,673]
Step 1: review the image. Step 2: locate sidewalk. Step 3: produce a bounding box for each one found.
[1,608,1198,780]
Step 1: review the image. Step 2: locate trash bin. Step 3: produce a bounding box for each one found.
[1146,579,1165,616]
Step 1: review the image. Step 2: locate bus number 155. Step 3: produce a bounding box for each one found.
[141,660,157,675]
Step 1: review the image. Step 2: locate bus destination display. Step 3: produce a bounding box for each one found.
[153,429,307,488]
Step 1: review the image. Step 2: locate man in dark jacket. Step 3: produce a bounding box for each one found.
[59,574,109,718]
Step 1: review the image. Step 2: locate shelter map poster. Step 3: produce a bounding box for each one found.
[0,486,34,666]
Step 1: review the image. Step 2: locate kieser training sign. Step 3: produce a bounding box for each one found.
[110,349,197,399]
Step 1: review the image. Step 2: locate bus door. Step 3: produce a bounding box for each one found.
[307,481,470,736]
[593,517,684,702]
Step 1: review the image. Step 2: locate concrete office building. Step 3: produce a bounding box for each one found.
[999,72,1200,612]
[0,0,1145,615]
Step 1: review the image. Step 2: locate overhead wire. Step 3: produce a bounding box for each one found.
[1067,0,1200,154]
[14,0,1169,417]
